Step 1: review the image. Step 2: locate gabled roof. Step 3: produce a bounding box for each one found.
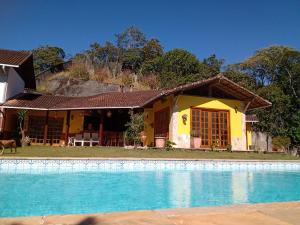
[0,49,36,90]
[143,74,272,110]
[1,75,271,111]
[0,49,32,67]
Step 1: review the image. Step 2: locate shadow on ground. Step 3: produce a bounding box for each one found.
[9,216,100,225]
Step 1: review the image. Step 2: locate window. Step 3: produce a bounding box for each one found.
[28,116,64,145]
[191,109,229,148]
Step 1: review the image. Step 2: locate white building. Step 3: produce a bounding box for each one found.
[0,49,36,132]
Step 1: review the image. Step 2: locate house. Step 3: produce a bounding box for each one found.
[0,49,36,132]
[0,49,271,150]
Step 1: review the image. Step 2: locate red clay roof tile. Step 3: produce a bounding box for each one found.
[0,49,32,66]
[2,90,162,110]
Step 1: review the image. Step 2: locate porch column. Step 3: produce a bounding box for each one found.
[65,110,71,146]
[43,111,49,145]
[99,114,104,146]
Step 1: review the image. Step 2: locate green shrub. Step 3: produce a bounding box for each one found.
[165,140,176,151]
[226,144,232,152]
[272,136,291,152]
[125,112,144,147]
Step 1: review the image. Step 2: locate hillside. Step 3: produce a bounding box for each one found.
[36,70,150,96]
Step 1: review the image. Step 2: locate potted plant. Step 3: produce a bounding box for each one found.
[154,135,166,148]
[140,130,147,147]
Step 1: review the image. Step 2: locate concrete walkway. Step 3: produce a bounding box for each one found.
[1,201,300,225]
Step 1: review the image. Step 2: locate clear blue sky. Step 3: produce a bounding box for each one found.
[1,0,300,64]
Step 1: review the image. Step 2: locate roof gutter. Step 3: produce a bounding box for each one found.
[48,106,141,111]
[1,105,142,111]
[1,106,48,111]
[0,63,19,68]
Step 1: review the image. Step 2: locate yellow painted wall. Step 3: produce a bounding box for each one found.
[144,95,246,148]
[246,123,253,149]
[176,95,244,140]
[144,108,154,146]
[69,111,84,133]
[144,95,173,146]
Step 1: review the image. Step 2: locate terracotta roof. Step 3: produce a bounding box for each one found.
[2,93,74,110]
[143,74,272,110]
[0,49,32,66]
[2,75,271,111]
[52,90,162,110]
[2,90,162,110]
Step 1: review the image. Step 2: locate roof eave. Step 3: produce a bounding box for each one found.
[0,63,19,68]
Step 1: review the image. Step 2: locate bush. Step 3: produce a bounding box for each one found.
[272,136,291,152]
[121,70,134,85]
[91,67,110,82]
[69,63,90,80]
[165,140,176,151]
[125,112,144,147]
[140,74,160,89]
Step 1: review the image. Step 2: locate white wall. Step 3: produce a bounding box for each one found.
[0,67,25,103]
[6,68,25,100]
[0,67,8,103]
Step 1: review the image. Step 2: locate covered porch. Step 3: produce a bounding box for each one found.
[2,108,133,147]
[1,90,160,147]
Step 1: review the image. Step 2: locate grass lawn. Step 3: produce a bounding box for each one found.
[0,145,299,160]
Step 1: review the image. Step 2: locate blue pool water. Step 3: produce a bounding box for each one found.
[0,161,300,217]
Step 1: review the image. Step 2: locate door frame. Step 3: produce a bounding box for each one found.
[190,107,231,148]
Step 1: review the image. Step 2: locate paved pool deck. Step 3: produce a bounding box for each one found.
[1,201,300,225]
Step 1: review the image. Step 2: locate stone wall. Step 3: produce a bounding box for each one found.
[251,132,272,152]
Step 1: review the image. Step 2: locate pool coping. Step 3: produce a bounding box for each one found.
[1,156,300,162]
[0,201,299,225]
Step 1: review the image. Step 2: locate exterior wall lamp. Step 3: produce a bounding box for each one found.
[234,106,238,113]
[182,114,187,125]
[106,110,112,118]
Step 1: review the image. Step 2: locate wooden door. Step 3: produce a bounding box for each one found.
[191,109,229,148]
[154,107,170,137]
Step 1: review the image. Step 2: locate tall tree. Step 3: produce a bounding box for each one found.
[241,46,300,97]
[149,49,210,88]
[115,26,147,49]
[32,45,65,74]
[240,46,300,146]
[142,39,163,61]
[121,48,144,73]
[203,54,224,75]
[223,65,257,91]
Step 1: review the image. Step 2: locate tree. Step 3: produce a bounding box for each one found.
[203,54,224,75]
[223,66,257,91]
[121,48,144,73]
[241,46,300,97]
[254,85,292,138]
[142,39,163,61]
[17,109,28,146]
[115,26,147,49]
[32,45,65,74]
[125,112,145,147]
[149,49,210,88]
[240,46,300,146]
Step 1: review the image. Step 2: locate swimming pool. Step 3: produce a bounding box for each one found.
[0,159,299,217]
